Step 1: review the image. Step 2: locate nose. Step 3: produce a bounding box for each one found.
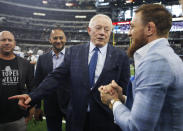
[99,28,105,35]
[56,38,62,43]
[4,39,11,45]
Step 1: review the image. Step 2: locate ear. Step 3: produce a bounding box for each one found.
[49,38,51,44]
[145,22,156,37]
[87,27,91,35]
[13,41,16,48]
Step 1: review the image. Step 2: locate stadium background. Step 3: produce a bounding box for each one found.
[0,0,182,130]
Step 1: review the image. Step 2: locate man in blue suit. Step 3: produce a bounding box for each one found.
[9,14,130,131]
[99,4,183,131]
[34,28,69,131]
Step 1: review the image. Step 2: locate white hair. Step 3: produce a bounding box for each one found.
[88,14,113,29]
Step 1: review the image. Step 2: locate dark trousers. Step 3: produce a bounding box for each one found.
[83,112,90,131]
[46,114,65,131]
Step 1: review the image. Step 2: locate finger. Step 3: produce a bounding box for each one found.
[18,100,30,109]
[110,90,115,95]
[25,97,32,105]
[111,80,118,87]
[98,86,104,92]
[111,80,122,91]
[101,92,104,97]
[8,95,24,100]
[103,86,110,93]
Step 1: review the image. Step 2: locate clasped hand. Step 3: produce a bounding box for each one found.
[98,80,125,108]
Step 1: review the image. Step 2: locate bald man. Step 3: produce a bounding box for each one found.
[0,31,34,131]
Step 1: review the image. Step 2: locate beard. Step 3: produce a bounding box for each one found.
[1,51,11,57]
[53,43,64,52]
[127,32,148,58]
[0,48,13,56]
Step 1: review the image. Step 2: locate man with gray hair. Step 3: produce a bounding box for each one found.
[0,31,34,131]
[9,14,130,131]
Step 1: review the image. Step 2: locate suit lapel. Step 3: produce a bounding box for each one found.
[83,43,90,86]
[47,52,53,73]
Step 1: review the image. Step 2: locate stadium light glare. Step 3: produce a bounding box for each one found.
[33,12,46,16]
[42,0,48,4]
[65,2,74,7]
[75,15,87,18]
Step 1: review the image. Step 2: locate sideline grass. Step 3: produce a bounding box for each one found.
[27,119,66,131]
[27,119,47,131]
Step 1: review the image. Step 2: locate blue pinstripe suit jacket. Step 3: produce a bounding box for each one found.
[114,39,183,131]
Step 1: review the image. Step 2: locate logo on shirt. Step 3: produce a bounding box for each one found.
[1,66,19,86]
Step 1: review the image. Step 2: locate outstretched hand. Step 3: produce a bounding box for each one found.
[8,94,32,109]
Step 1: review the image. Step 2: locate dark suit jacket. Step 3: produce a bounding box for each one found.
[34,50,70,116]
[30,43,130,131]
[17,56,34,94]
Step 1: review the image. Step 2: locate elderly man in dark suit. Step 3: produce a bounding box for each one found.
[9,14,130,131]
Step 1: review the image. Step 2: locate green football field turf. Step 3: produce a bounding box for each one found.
[27,119,66,131]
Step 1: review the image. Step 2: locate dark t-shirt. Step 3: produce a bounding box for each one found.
[0,57,24,123]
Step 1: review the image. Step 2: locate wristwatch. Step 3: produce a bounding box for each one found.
[109,98,120,110]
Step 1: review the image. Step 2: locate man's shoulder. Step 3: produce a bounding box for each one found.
[110,45,127,57]
[67,44,89,53]
[39,51,51,58]
[70,43,88,49]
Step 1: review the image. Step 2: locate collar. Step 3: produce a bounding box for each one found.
[52,48,65,56]
[89,42,108,55]
[134,38,166,69]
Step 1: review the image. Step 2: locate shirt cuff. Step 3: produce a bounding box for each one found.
[113,101,123,112]
[113,101,123,124]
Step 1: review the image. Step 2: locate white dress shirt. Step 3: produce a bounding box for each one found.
[52,48,65,69]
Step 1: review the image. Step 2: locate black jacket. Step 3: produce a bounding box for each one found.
[34,50,70,117]
[17,56,34,94]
